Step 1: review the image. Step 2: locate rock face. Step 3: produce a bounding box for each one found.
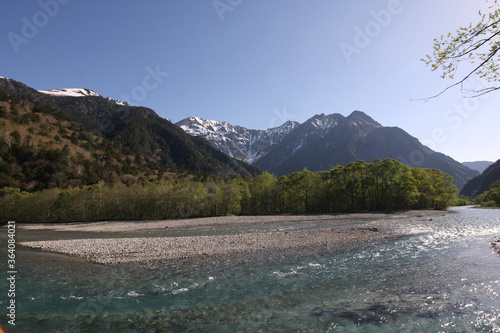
[179,110,478,189]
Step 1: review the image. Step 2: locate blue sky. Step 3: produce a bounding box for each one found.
[1,0,499,162]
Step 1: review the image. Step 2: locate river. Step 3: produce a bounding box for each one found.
[1,206,499,332]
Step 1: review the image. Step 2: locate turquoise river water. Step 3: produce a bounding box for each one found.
[1,206,500,332]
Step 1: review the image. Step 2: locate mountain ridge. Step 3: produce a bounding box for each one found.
[39,88,102,98]
[460,159,500,199]
[179,111,478,189]
[462,161,494,174]
[177,116,299,163]
[0,76,479,189]
[0,77,259,178]
[0,90,164,190]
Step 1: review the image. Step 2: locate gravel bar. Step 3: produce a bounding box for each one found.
[19,228,391,265]
[18,211,443,265]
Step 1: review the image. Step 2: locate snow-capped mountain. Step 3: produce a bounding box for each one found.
[254,112,381,173]
[0,76,479,188]
[178,111,479,189]
[38,88,101,97]
[177,116,299,163]
[38,88,128,106]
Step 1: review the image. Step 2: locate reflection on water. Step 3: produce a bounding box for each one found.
[1,207,499,332]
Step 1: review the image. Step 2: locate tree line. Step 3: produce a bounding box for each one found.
[0,159,462,223]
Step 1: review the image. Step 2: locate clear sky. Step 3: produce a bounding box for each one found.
[1,0,499,162]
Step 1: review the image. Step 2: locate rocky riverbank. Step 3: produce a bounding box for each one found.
[19,228,391,265]
[18,211,444,266]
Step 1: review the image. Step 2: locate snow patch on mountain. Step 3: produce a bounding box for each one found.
[39,88,129,106]
[39,88,101,98]
[105,96,129,106]
[177,116,299,164]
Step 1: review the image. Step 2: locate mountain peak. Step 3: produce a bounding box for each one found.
[177,117,299,163]
[462,161,494,174]
[305,113,344,132]
[184,116,205,123]
[347,110,381,126]
[38,88,101,98]
[276,120,300,131]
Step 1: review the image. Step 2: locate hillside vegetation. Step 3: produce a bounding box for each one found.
[0,91,164,191]
[475,180,500,207]
[0,78,259,178]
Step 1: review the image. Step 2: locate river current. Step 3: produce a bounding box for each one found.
[1,207,499,332]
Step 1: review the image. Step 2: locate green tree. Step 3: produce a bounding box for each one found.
[285,169,317,213]
[423,0,500,98]
[413,168,457,210]
[220,178,244,215]
[250,172,278,215]
[83,184,104,220]
[171,179,207,217]
[276,175,292,213]
[204,179,223,216]
[51,190,73,221]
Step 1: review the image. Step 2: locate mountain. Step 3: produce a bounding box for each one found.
[254,112,373,173]
[460,159,500,199]
[179,110,478,189]
[177,116,299,163]
[0,77,259,177]
[255,111,478,188]
[462,161,494,174]
[0,89,161,191]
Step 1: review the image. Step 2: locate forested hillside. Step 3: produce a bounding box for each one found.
[0,77,259,178]
[460,159,500,199]
[0,90,163,191]
[475,180,500,207]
